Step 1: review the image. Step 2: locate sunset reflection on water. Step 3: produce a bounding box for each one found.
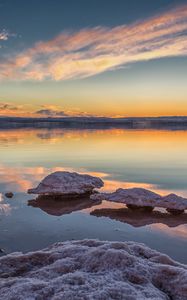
[0,128,187,262]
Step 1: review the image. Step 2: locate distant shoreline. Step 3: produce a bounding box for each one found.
[1,116,187,130]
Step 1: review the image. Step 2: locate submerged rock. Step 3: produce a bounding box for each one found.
[28,171,104,196]
[0,239,186,300]
[91,188,187,213]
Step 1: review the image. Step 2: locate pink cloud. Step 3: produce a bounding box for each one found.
[0,4,187,81]
[0,102,98,118]
[0,29,9,41]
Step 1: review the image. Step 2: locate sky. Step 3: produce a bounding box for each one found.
[0,0,187,117]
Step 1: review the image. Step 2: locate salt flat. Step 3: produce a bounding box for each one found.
[0,239,187,300]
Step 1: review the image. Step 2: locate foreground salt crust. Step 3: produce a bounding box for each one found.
[28,171,104,196]
[91,188,187,212]
[0,239,187,300]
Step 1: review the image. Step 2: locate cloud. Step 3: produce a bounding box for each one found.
[0,102,37,117]
[0,102,29,117]
[35,105,97,118]
[0,102,19,110]
[0,29,9,41]
[0,102,97,118]
[0,4,187,81]
[0,102,23,116]
[35,109,68,117]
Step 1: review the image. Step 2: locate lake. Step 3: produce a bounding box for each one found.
[0,128,187,263]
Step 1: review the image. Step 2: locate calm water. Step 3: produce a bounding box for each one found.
[0,128,187,263]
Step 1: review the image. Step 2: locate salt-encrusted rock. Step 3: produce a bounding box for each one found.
[162,193,187,211]
[0,239,186,300]
[91,188,187,213]
[28,171,104,196]
[92,187,161,202]
[91,188,161,208]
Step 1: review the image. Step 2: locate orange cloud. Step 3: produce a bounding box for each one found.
[0,102,37,117]
[0,4,187,81]
[34,104,97,117]
[0,103,99,118]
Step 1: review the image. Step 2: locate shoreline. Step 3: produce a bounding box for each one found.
[1,116,187,130]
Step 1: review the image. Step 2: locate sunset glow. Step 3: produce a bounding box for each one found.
[0,0,187,117]
[1,1,187,287]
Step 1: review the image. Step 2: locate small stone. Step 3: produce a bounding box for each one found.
[5,192,14,198]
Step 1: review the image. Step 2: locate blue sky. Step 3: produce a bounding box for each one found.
[0,0,187,117]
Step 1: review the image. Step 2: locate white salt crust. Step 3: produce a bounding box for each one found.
[0,239,187,300]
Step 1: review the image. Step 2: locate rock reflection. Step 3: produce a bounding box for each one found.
[28,195,102,216]
[91,207,187,228]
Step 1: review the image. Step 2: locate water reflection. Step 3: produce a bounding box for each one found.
[0,165,108,193]
[0,194,11,215]
[1,128,187,261]
[0,164,184,199]
[150,224,187,239]
[28,196,101,216]
[91,207,187,228]
[1,128,187,194]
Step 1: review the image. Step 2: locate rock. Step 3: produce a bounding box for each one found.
[91,188,161,206]
[91,188,187,213]
[162,193,187,211]
[4,192,13,199]
[0,239,186,300]
[27,171,104,196]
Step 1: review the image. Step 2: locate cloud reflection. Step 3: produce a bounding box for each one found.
[150,223,187,239]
